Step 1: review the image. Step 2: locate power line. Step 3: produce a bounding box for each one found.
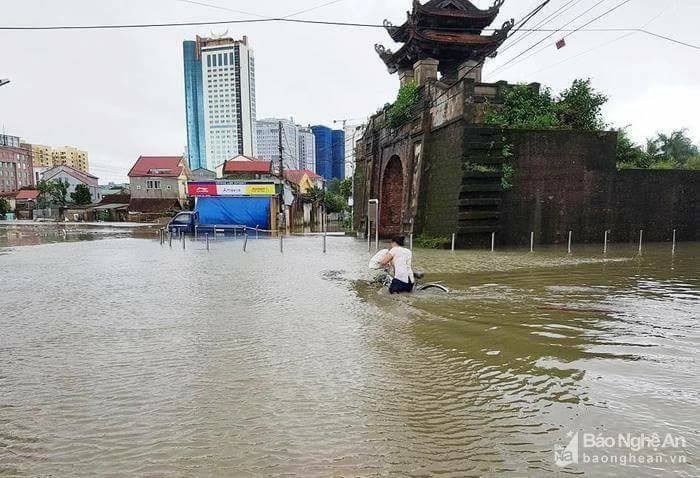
[498,0,584,55]
[490,0,610,75]
[0,16,696,52]
[528,0,680,74]
[493,0,646,75]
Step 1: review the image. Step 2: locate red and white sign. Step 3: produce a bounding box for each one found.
[187,182,218,197]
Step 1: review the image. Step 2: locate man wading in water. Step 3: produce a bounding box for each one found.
[379,236,415,294]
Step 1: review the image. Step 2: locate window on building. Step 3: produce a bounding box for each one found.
[146,180,161,189]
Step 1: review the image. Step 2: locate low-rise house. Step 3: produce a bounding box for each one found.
[284,169,324,194]
[191,168,217,181]
[127,156,190,219]
[218,160,273,181]
[40,165,100,203]
[284,170,325,228]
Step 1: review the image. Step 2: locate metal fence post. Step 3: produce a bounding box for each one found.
[638,229,644,254]
[491,232,495,252]
[169,230,172,248]
[182,233,186,250]
[568,230,573,255]
[255,226,259,240]
[604,230,609,255]
[323,232,327,254]
[280,234,284,254]
[195,226,198,241]
[530,232,534,253]
[451,233,456,252]
[409,233,413,250]
[672,229,677,255]
[243,233,248,252]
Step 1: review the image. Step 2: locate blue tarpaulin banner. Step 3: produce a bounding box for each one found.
[196,197,271,229]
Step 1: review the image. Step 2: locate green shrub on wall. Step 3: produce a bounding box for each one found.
[386,81,420,129]
[414,234,451,249]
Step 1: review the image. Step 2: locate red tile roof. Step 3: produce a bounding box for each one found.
[223,160,272,174]
[284,169,322,185]
[15,189,40,200]
[128,156,185,178]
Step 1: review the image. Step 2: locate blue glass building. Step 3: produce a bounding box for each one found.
[311,126,345,180]
[183,41,206,170]
[311,125,333,180]
[331,130,345,180]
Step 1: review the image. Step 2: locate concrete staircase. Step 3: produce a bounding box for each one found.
[459,129,506,236]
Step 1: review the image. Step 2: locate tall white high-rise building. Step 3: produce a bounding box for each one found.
[256,118,303,171]
[298,127,316,172]
[183,35,257,171]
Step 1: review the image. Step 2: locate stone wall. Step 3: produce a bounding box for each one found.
[500,130,699,245]
[355,77,699,246]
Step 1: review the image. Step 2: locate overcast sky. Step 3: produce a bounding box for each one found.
[1,0,698,182]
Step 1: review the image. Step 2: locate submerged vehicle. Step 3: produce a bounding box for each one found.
[167,196,274,235]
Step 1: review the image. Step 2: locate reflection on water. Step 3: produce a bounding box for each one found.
[0,231,697,477]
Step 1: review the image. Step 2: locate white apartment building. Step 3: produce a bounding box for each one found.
[256,118,302,171]
[298,128,316,172]
[196,36,257,171]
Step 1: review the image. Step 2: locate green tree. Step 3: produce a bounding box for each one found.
[328,178,353,199]
[37,179,69,208]
[555,78,608,130]
[616,129,651,169]
[649,129,699,167]
[0,198,10,216]
[485,84,557,129]
[302,186,326,206]
[486,79,608,130]
[70,184,93,205]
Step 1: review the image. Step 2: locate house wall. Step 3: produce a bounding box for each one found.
[130,177,181,199]
[48,171,100,203]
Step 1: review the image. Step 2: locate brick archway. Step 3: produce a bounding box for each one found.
[380,155,404,237]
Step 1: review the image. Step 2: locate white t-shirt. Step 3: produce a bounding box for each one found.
[390,246,414,284]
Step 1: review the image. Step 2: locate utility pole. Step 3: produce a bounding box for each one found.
[278,120,285,231]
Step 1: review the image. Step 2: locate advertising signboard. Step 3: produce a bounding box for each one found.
[187,182,276,197]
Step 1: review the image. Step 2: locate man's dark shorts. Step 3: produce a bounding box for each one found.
[389,278,414,294]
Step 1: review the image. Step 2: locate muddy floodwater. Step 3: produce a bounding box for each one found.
[0,225,698,477]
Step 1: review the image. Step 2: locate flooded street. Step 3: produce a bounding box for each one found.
[0,227,697,477]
